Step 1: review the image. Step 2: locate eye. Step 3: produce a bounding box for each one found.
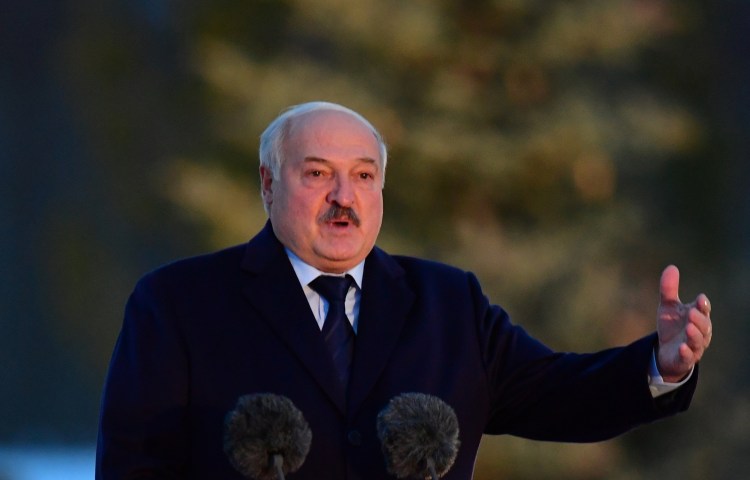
[359,172,374,180]
[309,170,323,177]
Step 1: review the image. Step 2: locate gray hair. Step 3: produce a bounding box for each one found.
[259,101,388,182]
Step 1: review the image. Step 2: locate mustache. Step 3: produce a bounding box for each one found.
[319,204,361,227]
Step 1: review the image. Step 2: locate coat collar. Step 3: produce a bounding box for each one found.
[239,221,415,417]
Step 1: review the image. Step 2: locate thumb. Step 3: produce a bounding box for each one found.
[659,265,681,304]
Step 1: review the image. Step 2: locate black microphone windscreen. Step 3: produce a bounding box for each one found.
[376,392,460,479]
[224,393,312,480]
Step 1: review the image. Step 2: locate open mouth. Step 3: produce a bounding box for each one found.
[321,205,361,227]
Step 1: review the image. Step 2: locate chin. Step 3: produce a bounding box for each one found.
[315,249,365,271]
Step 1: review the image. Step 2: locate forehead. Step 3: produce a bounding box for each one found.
[284,110,382,165]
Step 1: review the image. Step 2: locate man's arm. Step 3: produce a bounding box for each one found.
[473,269,700,442]
[96,273,190,479]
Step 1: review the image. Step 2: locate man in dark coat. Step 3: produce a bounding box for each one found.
[96,102,713,479]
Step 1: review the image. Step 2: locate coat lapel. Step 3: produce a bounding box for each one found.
[348,247,415,416]
[239,222,348,414]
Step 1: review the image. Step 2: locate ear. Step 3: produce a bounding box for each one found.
[259,165,274,207]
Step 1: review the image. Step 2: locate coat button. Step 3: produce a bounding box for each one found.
[347,429,362,446]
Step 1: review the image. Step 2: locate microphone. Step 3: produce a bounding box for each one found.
[224,393,312,480]
[376,393,461,480]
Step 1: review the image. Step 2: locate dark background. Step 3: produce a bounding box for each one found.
[1,1,748,478]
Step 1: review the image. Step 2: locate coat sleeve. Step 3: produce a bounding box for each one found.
[468,272,698,442]
[96,272,190,479]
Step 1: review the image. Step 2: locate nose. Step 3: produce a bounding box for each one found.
[327,176,354,207]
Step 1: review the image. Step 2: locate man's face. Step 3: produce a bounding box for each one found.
[261,109,384,273]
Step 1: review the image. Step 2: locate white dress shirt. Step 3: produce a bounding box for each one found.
[648,353,693,397]
[285,248,364,333]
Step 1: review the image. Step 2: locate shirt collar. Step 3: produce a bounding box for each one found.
[285,248,365,290]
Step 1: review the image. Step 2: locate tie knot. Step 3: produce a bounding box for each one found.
[309,275,353,303]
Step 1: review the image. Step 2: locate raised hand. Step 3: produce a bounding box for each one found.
[656,265,712,383]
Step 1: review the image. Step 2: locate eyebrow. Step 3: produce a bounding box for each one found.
[303,156,379,167]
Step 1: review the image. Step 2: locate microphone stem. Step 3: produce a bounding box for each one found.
[271,454,285,480]
[427,457,438,480]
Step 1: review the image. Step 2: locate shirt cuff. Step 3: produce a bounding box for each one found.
[648,350,694,398]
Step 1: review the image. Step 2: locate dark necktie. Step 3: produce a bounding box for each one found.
[309,275,355,388]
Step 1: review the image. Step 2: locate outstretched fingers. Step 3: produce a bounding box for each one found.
[656,266,713,380]
[689,293,713,350]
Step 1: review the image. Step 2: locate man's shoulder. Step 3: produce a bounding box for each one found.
[366,249,489,313]
[373,247,476,289]
[390,253,467,276]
